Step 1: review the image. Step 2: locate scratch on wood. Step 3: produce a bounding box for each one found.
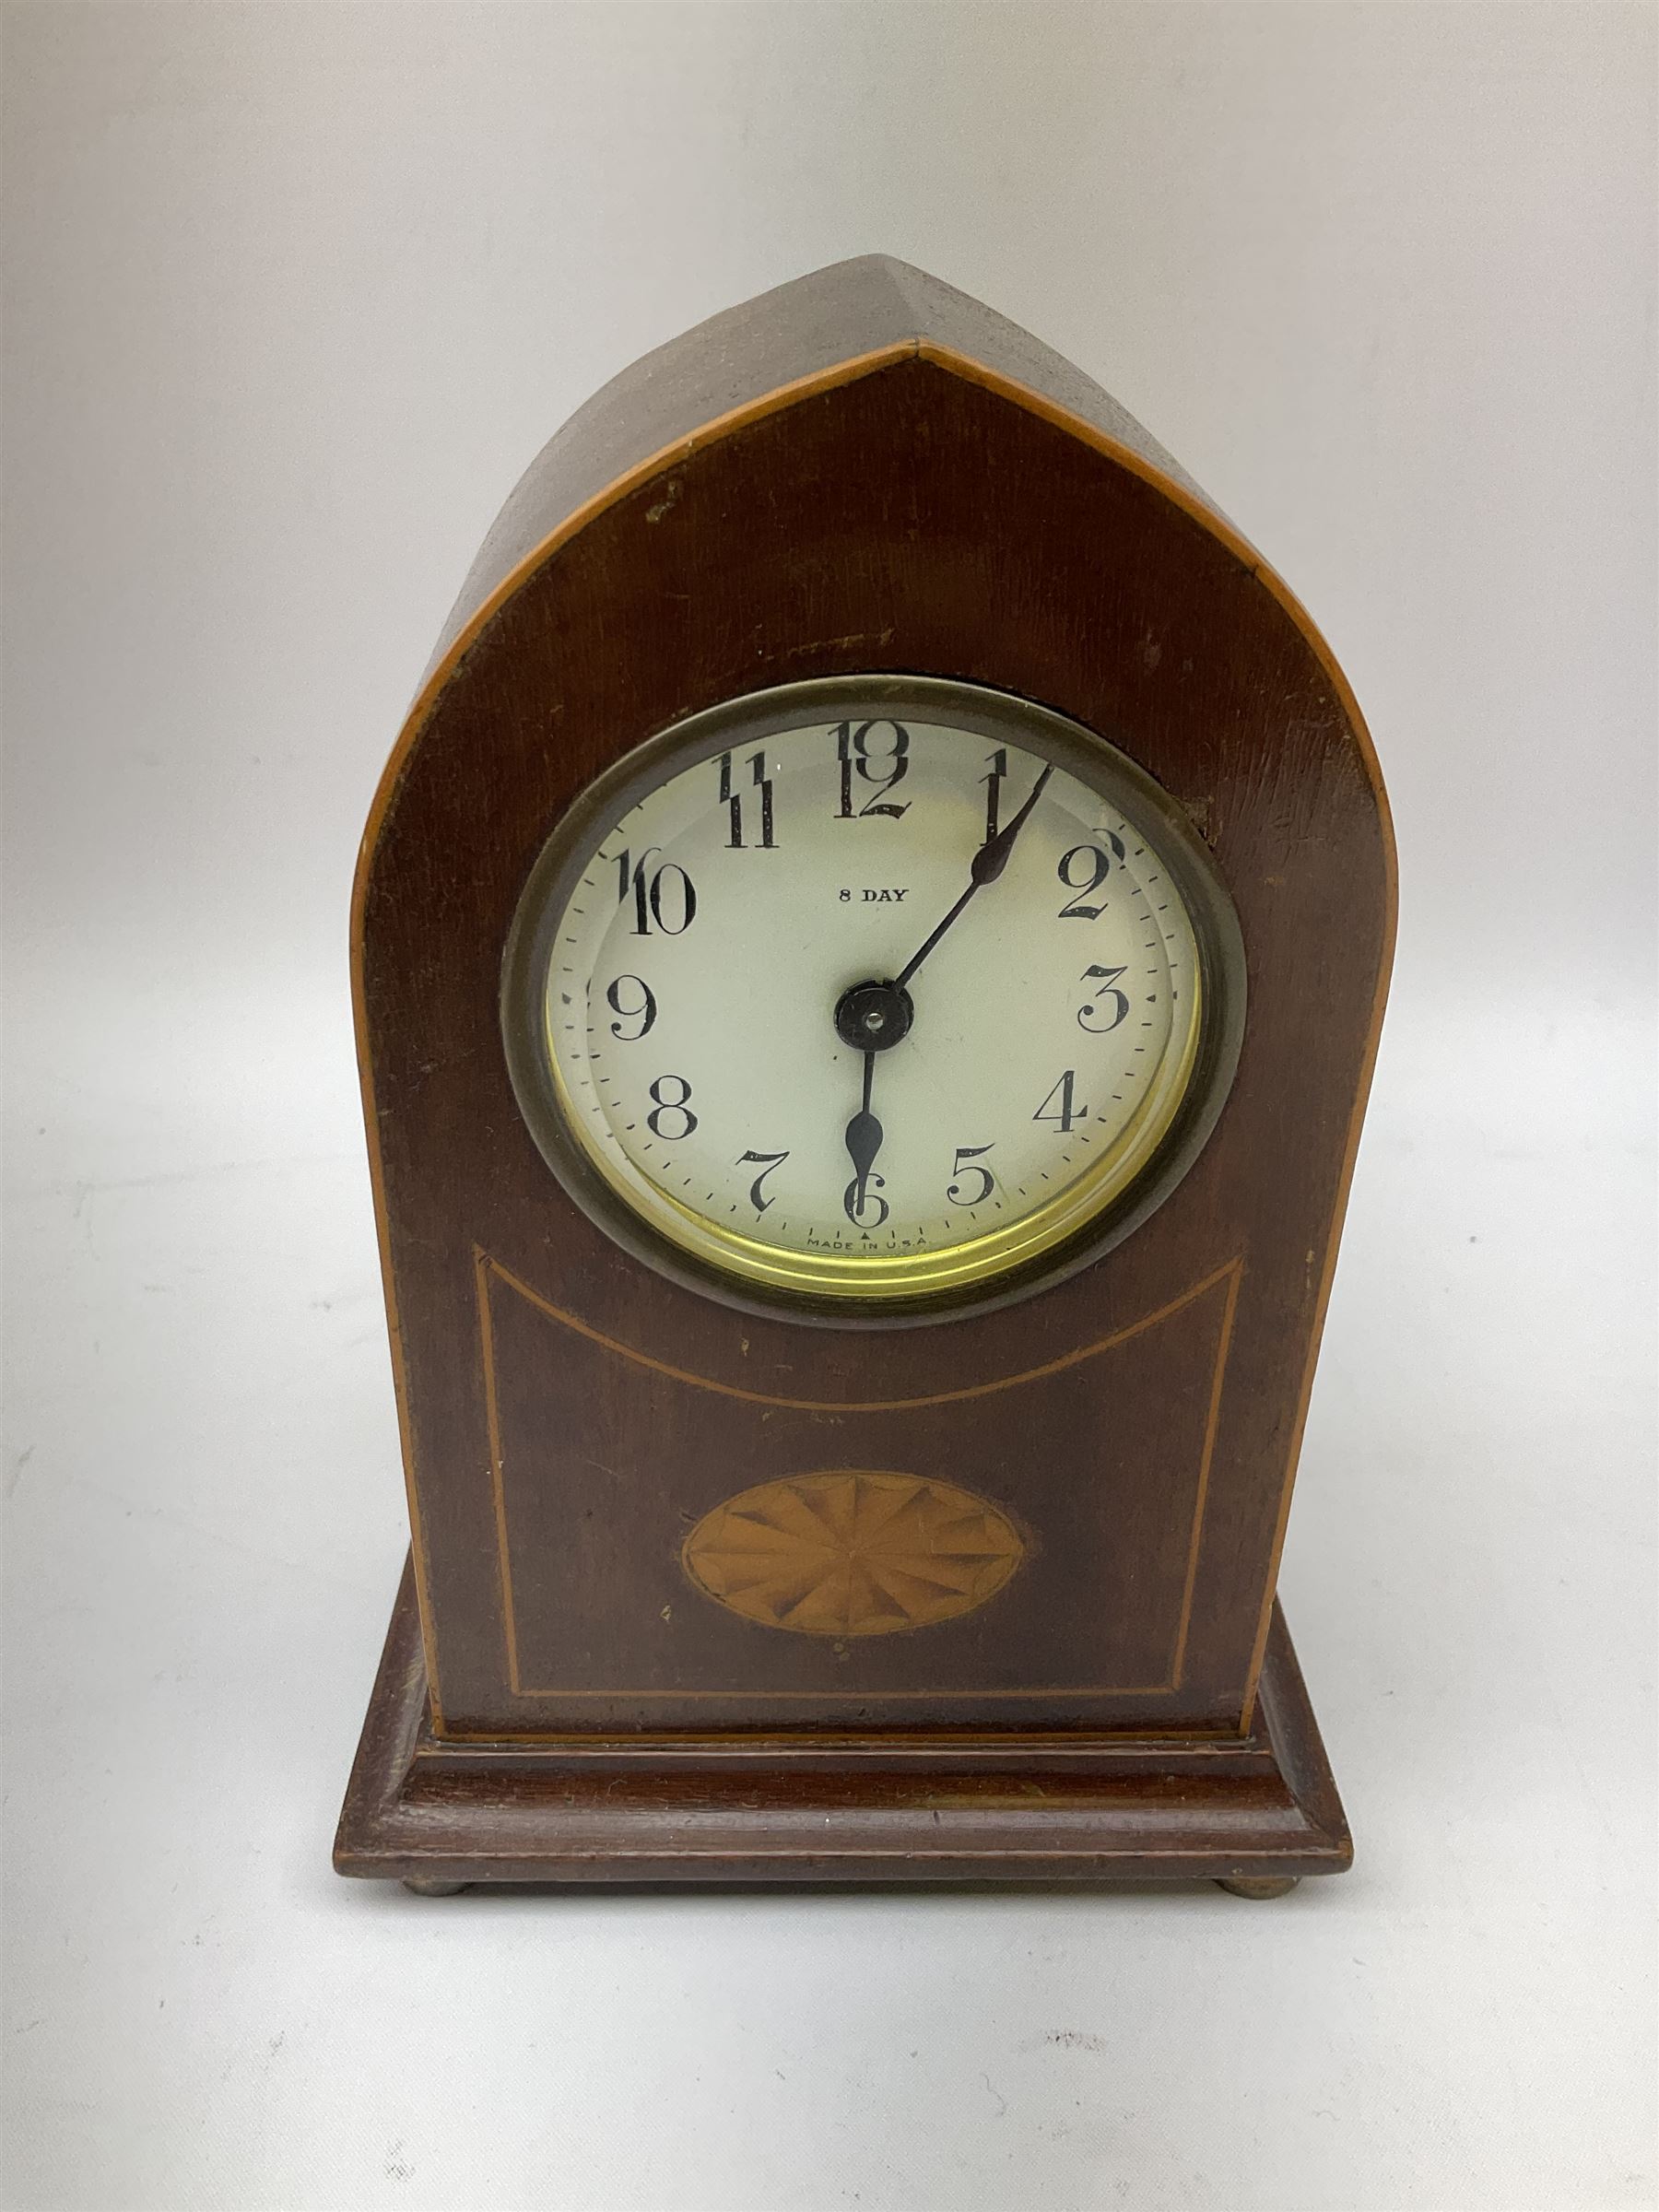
[783,629,895,658]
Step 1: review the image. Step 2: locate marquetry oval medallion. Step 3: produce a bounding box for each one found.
[681,1470,1025,1637]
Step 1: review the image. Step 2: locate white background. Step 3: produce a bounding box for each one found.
[3,6,1654,2208]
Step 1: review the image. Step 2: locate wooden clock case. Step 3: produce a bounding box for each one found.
[335,258,1394,1893]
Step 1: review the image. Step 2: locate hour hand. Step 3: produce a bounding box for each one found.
[843,1051,884,1213]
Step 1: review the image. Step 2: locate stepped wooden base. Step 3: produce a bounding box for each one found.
[335,1558,1351,1890]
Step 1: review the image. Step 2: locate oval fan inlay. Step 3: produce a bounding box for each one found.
[681,1470,1024,1637]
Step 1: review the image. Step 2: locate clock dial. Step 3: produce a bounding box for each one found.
[505,680,1241,1312]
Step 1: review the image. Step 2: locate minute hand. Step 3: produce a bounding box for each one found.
[893,763,1054,990]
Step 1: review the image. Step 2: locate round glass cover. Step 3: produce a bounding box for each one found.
[502,677,1243,1319]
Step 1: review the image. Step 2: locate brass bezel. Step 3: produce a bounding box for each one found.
[501,676,1246,1329]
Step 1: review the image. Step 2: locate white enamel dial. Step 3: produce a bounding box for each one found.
[508,683,1237,1311]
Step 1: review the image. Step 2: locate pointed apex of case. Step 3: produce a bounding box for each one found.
[419,257,1209,691]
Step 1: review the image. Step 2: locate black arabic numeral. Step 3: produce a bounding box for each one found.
[833,720,911,818]
[1077,965,1129,1034]
[947,1144,995,1206]
[606,974,657,1041]
[736,1148,789,1214]
[615,847,697,935]
[1056,841,1118,920]
[1033,1070,1086,1132]
[646,1075,697,1139]
[842,1171,890,1230]
[718,748,776,849]
[615,846,648,932]
[981,748,1008,841]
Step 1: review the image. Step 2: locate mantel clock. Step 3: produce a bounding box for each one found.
[335,258,1394,1896]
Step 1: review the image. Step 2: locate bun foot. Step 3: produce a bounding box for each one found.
[403,1877,468,1897]
[1216,1875,1300,1900]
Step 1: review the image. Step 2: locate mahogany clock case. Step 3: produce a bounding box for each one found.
[336,257,1394,1891]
